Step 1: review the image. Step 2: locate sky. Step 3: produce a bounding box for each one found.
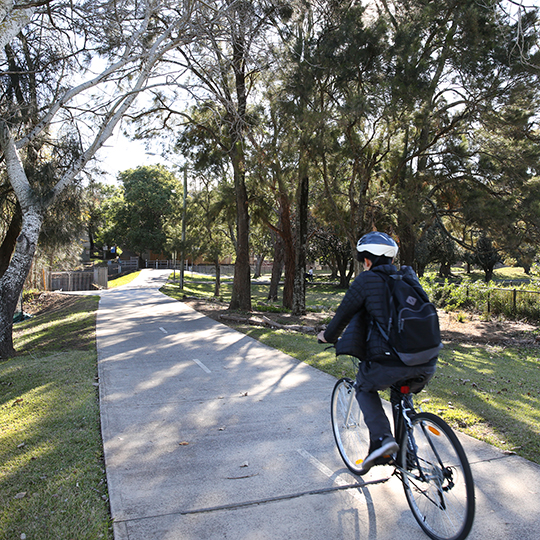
[95,130,166,184]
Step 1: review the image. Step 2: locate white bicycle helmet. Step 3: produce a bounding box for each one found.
[356,231,399,258]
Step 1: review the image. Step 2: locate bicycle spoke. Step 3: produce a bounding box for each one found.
[400,412,475,540]
[331,378,369,475]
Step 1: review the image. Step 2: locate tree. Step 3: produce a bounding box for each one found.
[415,222,460,277]
[0,1,215,358]
[135,1,293,311]
[111,166,180,259]
[84,180,117,259]
[381,0,540,264]
[310,224,354,288]
[472,234,501,282]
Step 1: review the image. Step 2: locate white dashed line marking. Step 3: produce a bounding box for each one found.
[297,449,364,502]
[193,358,211,373]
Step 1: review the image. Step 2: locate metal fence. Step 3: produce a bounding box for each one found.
[108,258,139,276]
[145,259,177,269]
[482,287,540,319]
[144,261,238,275]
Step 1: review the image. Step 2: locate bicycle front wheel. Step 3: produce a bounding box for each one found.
[330,377,369,475]
[400,412,475,540]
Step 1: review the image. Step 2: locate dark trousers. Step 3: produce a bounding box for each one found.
[355,360,437,443]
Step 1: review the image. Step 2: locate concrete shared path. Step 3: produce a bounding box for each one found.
[94,269,540,540]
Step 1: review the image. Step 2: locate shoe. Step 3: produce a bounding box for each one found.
[360,437,399,474]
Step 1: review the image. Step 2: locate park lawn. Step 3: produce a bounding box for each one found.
[165,275,540,463]
[0,296,112,540]
[167,278,346,312]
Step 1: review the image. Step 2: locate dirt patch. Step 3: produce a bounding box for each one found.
[183,297,540,348]
[437,311,538,347]
[23,291,81,317]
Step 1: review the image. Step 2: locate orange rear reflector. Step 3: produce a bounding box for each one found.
[428,426,441,436]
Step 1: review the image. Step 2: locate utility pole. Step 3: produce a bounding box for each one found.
[180,167,187,289]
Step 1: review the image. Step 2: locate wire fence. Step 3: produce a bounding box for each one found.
[422,278,540,322]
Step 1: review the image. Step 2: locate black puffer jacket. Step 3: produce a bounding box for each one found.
[323,264,429,366]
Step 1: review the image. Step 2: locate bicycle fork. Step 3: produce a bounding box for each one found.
[343,380,358,428]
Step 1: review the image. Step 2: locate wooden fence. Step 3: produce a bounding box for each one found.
[45,267,108,291]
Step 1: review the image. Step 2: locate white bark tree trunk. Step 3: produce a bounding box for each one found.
[0,0,35,51]
[0,0,212,358]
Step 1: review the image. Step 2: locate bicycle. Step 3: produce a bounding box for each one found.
[330,359,475,540]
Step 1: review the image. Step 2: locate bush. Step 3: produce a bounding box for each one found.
[421,275,540,322]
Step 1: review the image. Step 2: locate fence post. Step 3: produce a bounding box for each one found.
[513,289,517,314]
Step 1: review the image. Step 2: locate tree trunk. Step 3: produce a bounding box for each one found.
[336,252,354,288]
[252,254,265,279]
[0,203,22,279]
[0,207,42,359]
[292,155,309,316]
[229,146,251,311]
[397,213,417,267]
[214,256,221,297]
[439,262,451,278]
[228,18,251,312]
[268,232,284,302]
[279,194,295,310]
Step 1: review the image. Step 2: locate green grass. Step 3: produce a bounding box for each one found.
[108,270,141,288]
[1,296,112,540]
[163,279,346,312]
[422,344,540,463]
[427,265,534,285]
[162,274,540,464]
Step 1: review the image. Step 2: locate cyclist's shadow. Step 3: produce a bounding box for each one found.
[332,468,382,540]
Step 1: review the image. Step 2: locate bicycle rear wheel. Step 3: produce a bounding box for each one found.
[330,377,369,475]
[399,412,475,540]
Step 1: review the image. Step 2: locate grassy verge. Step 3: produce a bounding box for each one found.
[108,270,141,288]
[1,295,112,540]
[236,325,540,464]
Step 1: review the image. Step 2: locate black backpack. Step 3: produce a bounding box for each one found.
[373,271,442,366]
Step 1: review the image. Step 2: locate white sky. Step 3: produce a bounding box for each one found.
[94,130,166,184]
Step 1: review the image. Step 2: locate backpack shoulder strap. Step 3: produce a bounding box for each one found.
[373,271,400,340]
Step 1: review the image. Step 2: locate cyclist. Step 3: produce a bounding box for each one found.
[317,232,438,473]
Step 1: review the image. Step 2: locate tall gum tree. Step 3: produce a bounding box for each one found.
[162,1,292,311]
[0,0,218,359]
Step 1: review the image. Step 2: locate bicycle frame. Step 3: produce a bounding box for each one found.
[391,385,432,483]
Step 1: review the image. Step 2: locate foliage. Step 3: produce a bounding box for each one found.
[420,272,540,322]
[0,0,214,358]
[110,166,181,257]
[309,223,355,288]
[415,222,461,276]
[469,235,501,282]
